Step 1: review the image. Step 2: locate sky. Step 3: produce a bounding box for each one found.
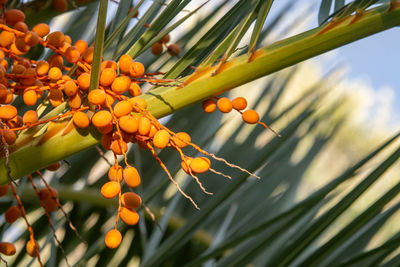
[271,0,400,126]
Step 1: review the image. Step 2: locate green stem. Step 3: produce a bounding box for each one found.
[1,4,399,183]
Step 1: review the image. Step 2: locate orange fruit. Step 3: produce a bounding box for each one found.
[88,89,106,105]
[0,31,15,47]
[202,99,216,113]
[105,229,122,249]
[77,72,91,91]
[36,60,50,76]
[5,9,25,26]
[232,97,247,110]
[120,207,139,225]
[14,21,29,32]
[24,31,39,47]
[242,109,259,124]
[0,242,16,256]
[167,43,181,56]
[190,157,210,174]
[128,82,141,97]
[153,129,170,149]
[101,181,121,199]
[118,54,133,74]
[108,165,123,181]
[217,97,232,113]
[3,129,16,145]
[32,23,50,37]
[92,110,112,128]
[129,62,145,78]
[82,46,94,63]
[0,105,18,120]
[172,132,191,148]
[26,239,39,257]
[65,46,80,63]
[23,110,39,124]
[46,31,65,47]
[111,76,131,94]
[5,206,21,223]
[100,68,117,86]
[121,192,142,209]
[123,166,141,188]
[111,139,128,155]
[119,115,139,134]
[113,100,132,117]
[74,40,88,54]
[73,111,90,128]
[48,67,62,80]
[23,89,37,106]
[63,80,78,96]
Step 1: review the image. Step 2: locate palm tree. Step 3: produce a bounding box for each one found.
[1,0,400,266]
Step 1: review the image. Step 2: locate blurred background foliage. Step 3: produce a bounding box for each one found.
[1,0,400,266]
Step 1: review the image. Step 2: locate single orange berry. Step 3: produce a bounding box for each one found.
[217,97,233,113]
[121,192,142,209]
[148,124,157,138]
[73,111,90,128]
[120,207,139,225]
[63,80,78,97]
[118,54,134,74]
[153,129,170,149]
[74,40,88,54]
[138,117,151,136]
[128,82,141,97]
[172,132,191,148]
[102,133,112,150]
[119,115,139,134]
[242,109,259,124]
[202,99,216,113]
[82,46,94,63]
[48,67,62,80]
[130,97,147,109]
[123,166,141,188]
[0,31,15,47]
[23,110,39,124]
[88,89,106,105]
[190,157,210,174]
[49,88,64,107]
[5,9,25,26]
[39,187,58,200]
[113,100,133,117]
[44,198,58,212]
[14,21,29,32]
[36,60,49,76]
[0,242,16,256]
[46,31,65,47]
[101,60,118,71]
[232,97,247,111]
[3,129,16,145]
[92,110,112,128]
[24,31,39,47]
[68,92,82,109]
[100,68,117,86]
[160,34,170,43]
[129,62,145,78]
[23,89,37,106]
[0,105,18,120]
[26,239,40,257]
[65,46,80,63]
[101,181,121,199]
[5,206,21,224]
[77,72,91,91]
[108,165,123,181]
[105,229,122,249]
[111,139,128,155]
[111,76,131,94]
[32,23,50,37]
[181,157,193,174]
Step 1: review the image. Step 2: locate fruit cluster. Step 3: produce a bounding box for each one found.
[0,3,274,266]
